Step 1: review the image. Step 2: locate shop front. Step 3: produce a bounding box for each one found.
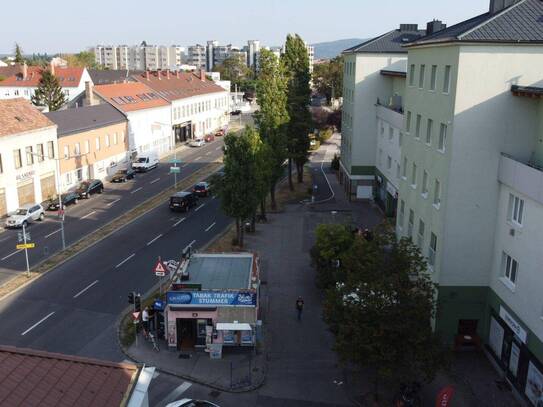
[373,172,398,217]
[173,121,192,144]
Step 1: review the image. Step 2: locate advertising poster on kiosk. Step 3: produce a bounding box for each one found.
[525,361,543,406]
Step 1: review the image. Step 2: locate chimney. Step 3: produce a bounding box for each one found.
[85,81,95,106]
[22,62,28,80]
[200,69,206,82]
[157,70,161,80]
[166,70,170,80]
[426,20,446,35]
[49,60,55,76]
[176,70,179,79]
[145,71,150,81]
[489,0,521,14]
[399,24,418,32]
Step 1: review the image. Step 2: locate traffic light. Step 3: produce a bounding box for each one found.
[134,294,141,312]
[128,292,135,304]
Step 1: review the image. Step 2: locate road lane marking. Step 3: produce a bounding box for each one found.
[81,210,96,220]
[181,163,189,168]
[156,382,192,407]
[146,234,163,246]
[195,203,205,212]
[116,253,135,268]
[131,187,143,194]
[205,222,216,232]
[1,250,22,261]
[73,280,99,298]
[194,156,202,161]
[215,146,222,151]
[45,228,62,238]
[107,198,121,206]
[21,312,55,336]
[173,217,186,227]
[150,178,160,184]
[211,195,216,200]
[205,151,212,156]
[183,240,196,252]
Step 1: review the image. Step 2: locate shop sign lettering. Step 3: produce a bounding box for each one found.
[167,290,256,307]
[500,306,527,343]
[16,170,35,181]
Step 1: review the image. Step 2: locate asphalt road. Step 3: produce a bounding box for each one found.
[0,138,225,286]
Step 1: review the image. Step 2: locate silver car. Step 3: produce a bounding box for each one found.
[5,203,45,228]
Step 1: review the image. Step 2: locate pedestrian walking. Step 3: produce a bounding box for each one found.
[296,296,304,321]
[142,307,150,338]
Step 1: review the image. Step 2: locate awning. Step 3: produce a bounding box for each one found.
[216,322,252,331]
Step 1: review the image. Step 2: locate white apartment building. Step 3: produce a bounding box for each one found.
[305,42,315,74]
[94,43,185,71]
[187,45,207,71]
[247,40,261,70]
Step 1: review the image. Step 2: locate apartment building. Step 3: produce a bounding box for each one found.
[395,0,543,404]
[187,45,207,71]
[247,40,261,70]
[94,43,185,71]
[306,42,315,74]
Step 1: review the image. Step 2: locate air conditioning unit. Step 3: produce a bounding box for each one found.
[509,228,515,237]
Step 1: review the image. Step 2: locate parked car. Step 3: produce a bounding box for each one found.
[111,168,136,182]
[132,153,159,172]
[169,192,199,212]
[204,133,215,143]
[47,192,79,210]
[190,138,205,147]
[193,182,211,197]
[230,109,242,116]
[5,204,45,228]
[166,399,220,407]
[215,129,225,137]
[75,179,104,199]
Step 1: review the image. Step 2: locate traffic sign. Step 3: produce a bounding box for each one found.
[170,167,181,174]
[17,232,31,243]
[154,260,167,277]
[16,243,35,250]
[170,159,182,164]
[132,311,141,321]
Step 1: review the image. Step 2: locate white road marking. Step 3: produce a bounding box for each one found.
[131,187,143,194]
[215,146,222,151]
[45,228,62,238]
[181,163,189,168]
[116,253,135,268]
[194,156,202,161]
[73,280,99,298]
[195,203,205,212]
[1,250,22,261]
[156,382,192,407]
[205,222,216,232]
[211,195,216,200]
[81,210,96,220]
[21,312,55,336]
[146,234,163,246]
[150,178,160,184]
[173,217,186,227]
[205,151,212,156]
[183,240,196,252]
[107,198,121,206]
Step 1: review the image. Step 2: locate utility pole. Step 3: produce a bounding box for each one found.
[22,223,30,277]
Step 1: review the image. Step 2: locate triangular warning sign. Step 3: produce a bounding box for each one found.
[154,261,166,273]
[132,312,140,320]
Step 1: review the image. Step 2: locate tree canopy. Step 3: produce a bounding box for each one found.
[31,69,67,111]
[214,55,255,92]
[14,43,24,63]
[65,51,99,69]
[312,56,344,102]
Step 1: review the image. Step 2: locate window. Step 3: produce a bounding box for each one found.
[426,119,433,145]
[409,64,415,86]
[396,163,401,179]
[387,156,392,170]
[406,111,412,133]
[508,194,524,225]
[402,157,407,179]
[378,149,383,166]
[419,64,425,89]
[47,141,55,159]
[430,65,437,91]
[37,144,44,162]
[418,220,425,247]
[14,149,22,169]
[443,65,451,93]
[411,162,417,187]
[66,172,72,184]
[388,127,394,142]
[85,140,90,154]
[399,132,403,147]
[422,170,428,196]
[380,122,384,135]
[415,115,421,139]
[26,146,34,165]
[434,179,441,208]
[0,154,3,173]
[438,123,447,152]
[408,209,414,238]
[74,143,80,156]
[398,200,405,229]
[114,133,118,145]
[428,233,437,268]
[502,252,518,287]
[64,145,69,158]
[76,168,83,181]
[105,134,110,147]
[96,137,101,151]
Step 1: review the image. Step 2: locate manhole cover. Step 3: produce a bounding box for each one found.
[208,390,221,398]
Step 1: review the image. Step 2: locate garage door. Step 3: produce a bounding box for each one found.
[17,181,35,207]
[0,189,6,218]
[40,174,56,201]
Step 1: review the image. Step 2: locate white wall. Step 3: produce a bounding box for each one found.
[127,106,173,157]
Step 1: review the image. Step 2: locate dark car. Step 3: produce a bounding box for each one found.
[75,179,104,199]
[193,182,211,197]
[47,192,79,210]
[230,109,242,116]
[169,192,199,212]
[111,168,136,183]
[215,129,225,137]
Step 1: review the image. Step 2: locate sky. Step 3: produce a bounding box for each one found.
[1,0,490,54]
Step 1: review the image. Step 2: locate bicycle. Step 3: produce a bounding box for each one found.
[144,330,160,352]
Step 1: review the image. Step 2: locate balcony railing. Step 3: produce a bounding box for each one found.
[376,97,404,114]
[499,153,543,206]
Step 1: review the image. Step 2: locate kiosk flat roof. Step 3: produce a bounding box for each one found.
[185,253,253,289]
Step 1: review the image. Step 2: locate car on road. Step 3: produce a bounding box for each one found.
[215,129,225,137]
[166,399,220,407]
[190,138,205,147]
[132,153,159,172]
[230,109,242,116]
[75,179,104,199]
[169,191,199,212]
[5,204,45,228]
[193,181,211,197]
[46,192,79,210]
[204,133,215,143]
[111,167,136,182]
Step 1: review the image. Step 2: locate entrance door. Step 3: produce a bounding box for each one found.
[17,181,35,206]
[0,189,6,217]
[40,174,56,201]
[176,318,197,349]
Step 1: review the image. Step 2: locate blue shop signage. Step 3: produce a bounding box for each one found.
[167,290,256,307]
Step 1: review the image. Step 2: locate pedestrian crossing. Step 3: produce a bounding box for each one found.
[155,381,193,407]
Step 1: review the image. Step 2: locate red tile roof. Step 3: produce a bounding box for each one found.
[93,82,170,113]
[0,345,139,407]
[133,70,226,101]
[0,67,85,88]
[0,98,56,137]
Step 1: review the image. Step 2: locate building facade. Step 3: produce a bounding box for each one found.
[94,43,185,71]
[187,45,207,71]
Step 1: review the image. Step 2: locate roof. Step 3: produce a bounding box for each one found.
[184,253,254,289]
[0,345,139,407]
[511,84,543,98]
[409,0,543,47]
[0,63,24,78]
[45,104,127,136]
[0,66,85,87]
[0,98,55,137]
[343,26,428,54]
[93,82,170,113]
[88,69,142,85]
[132,70,226,101]
[380,69,407,78]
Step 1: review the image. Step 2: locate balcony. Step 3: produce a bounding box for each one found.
[376,97,404,130]
[499,153,543,205]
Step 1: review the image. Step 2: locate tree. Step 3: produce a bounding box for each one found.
[31,69,66,111]
[214,55,254,91]
[283,34,313,188]
[318,228,449,402]
[65,51,99,69]
[14,43,24,63]
[255,49,289,210]
[312,56,344,102]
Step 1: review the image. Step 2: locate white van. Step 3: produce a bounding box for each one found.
[132,153,159,172]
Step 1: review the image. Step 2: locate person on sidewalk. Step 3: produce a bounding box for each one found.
[142,307,150,338]
[296,296,304,321]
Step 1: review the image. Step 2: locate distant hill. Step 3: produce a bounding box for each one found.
[312,38,367,59]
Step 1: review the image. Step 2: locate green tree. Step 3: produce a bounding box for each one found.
[14,43,25,64]
[31,69,66,111]
[214,55,254,91]
[312,56,344,102]
[283,34,313,188]
[255,49,289,210]
[65,51,99,69]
